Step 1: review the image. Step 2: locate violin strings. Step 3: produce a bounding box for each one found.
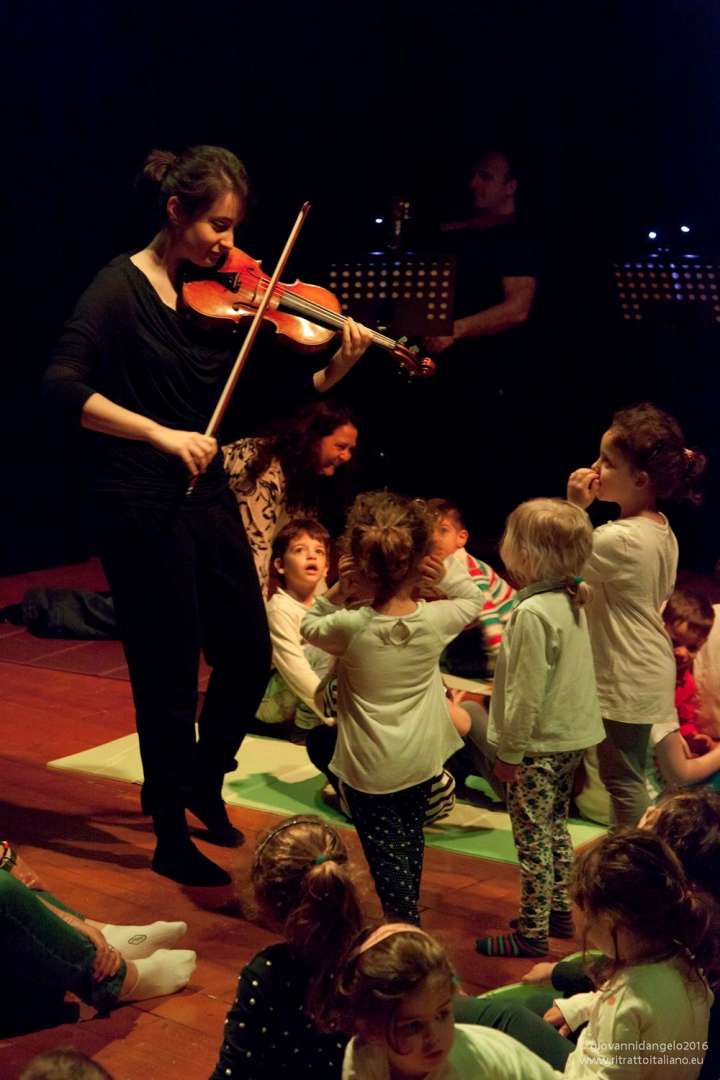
[277,289,398,351]
[233,266,403,353]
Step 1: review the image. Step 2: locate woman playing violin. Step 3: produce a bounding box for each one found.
[42,144,372,888]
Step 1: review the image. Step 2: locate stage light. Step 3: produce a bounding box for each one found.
[680,225,690,233]
[375,217,384,224]
[648,231,657,239]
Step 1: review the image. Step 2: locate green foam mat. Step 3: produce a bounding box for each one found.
[49,732,605,866]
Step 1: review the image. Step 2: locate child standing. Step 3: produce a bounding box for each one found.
[576,589,720,825]
[336,925,561,1079]
[301,491,483,924]
[567,402,706,826]
[477,498,604,958]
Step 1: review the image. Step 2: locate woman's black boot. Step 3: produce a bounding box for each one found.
[151,804,231,886]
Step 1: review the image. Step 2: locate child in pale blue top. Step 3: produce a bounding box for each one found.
[302,491,482,923]
[478,498,603,959]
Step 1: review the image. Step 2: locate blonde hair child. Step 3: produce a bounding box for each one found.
[477,498,604,957]
[302,491,484,923]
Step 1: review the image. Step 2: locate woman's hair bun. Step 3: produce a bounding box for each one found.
[142,149,177,185]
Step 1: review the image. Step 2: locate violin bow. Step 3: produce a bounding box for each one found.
[186,201,311,495]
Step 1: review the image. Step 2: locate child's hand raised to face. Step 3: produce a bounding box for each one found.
[418,553,446,588]
[567,467,600,509]
[329,554,371,604]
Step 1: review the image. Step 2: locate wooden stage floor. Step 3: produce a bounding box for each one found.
[0,559,579,1079]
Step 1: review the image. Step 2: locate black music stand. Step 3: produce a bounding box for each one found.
[327,253,456,337]
[611,257,720,329]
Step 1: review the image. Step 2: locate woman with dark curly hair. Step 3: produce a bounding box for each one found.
[223,399,360,595]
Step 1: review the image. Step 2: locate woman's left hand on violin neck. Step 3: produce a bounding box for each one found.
[314,317,373,392]
[334,317,374,368]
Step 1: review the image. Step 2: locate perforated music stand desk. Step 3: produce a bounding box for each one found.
[611,257,720,328]
[327,253,456,337]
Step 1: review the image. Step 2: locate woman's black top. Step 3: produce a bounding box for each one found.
[42,255,317,515]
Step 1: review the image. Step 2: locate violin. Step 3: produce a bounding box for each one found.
[181,247,435,379]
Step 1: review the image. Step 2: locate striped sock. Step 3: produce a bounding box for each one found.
[475,932,548,958]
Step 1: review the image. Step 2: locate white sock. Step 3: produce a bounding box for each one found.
[101,921,188,959]
[121,949,197,1001]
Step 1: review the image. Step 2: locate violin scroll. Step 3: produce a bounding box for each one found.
[392,339,436,379]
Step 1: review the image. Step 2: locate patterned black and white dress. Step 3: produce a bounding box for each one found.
[223,436,298,597]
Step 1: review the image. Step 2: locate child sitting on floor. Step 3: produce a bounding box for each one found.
[547,830,713,1079]
[210,815,364,1078]
[694,586,720,739]
[526,788,720,976]
[334,924,560,1079]
[521,790,720,1078]
[665,588,717,751]
[420,498,515,800]
[302,491,483,924]
[210,815,573,1078]
[427,497,515,681]
[477,498,604,959]
[255,518,336,733]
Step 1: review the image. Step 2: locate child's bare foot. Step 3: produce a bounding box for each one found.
[521,960,557,985]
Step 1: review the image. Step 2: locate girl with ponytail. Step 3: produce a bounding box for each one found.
[301,491,483,924]
[209,815,363,1077]
[567,403,707,830]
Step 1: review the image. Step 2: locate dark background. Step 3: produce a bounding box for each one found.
[6,0,720,575]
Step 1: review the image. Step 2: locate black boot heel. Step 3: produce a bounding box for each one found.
[151,838,231,886]
[186,794,245,848]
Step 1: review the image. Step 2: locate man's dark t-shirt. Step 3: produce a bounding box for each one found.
[445,219,537,320]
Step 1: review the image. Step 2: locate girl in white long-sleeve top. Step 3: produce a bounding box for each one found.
[301,491,483,923]
[550,830,713,1080]
[567,402,706,828]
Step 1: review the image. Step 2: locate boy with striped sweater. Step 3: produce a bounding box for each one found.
[428,499,515,678]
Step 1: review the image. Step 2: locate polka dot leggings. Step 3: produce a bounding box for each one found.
[343,779,431,925]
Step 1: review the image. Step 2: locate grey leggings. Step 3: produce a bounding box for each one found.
[596,719,651,827]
